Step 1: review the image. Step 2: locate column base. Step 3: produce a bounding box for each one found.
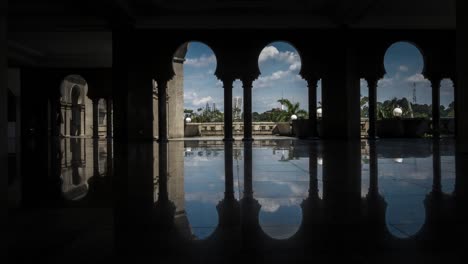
[223,137,235,142]
[242,138,254,142]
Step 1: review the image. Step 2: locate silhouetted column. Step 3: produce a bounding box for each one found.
[242,79,253,141]
[80,105,85,136]
[321,32,361,139]
[432,139,442,195]
[49,96,61,137]
[92,98,100,139]
[430,77,442,139]
[158,80,168,143]
[223,78,234,141]
[457,11,468,153]
[1,9,7,198]
[307,78,319,138]
[367,78,378,140]
[106,98,113,139]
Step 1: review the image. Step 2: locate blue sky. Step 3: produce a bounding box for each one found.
[180,41,454,114]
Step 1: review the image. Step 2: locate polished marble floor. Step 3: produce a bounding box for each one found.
[7,138,468,263]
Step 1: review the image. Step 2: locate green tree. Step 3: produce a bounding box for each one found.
[276,99,308,122]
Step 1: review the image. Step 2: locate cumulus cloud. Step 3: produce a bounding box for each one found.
[185,91,213,106]
[399,65,409,72]
[255,70,291,88]
[185,54,216,68]
[258,45,301,71]
[258,46,280,62]
[405,73,426,83]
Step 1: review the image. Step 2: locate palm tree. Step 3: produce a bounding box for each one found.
[276,99,308,122]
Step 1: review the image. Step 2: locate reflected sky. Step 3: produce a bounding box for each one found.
[49,138,456,241]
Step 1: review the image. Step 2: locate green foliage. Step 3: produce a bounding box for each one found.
[185,107,224,122]
[377,97,437,120]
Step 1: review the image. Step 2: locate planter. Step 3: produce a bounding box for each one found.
[292,119,311,139]
[376,119,405,138]
[402,119,430,137]
[377,118,429,138]
[275,122,292,136]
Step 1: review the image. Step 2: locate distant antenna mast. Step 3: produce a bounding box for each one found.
[412,82,417,104]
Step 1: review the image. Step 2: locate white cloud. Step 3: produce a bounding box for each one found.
[405,73,426,83]
[185,54,216,68]
[399,65,409,72]
[193,96,213,106]
[258,45,301,72]
[254,70,290,88]
[184,91,213,106]
[259,46,280,62]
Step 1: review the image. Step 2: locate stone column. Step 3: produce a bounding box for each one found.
[321,33,361,139]
[80,104,86,137]
[92,98,100,139]
[307,78,319,138]
[106,98,113,139]
[0,6,7,198]
[49,96,61,137]
[242,78,253,141]
[430,77,442,139]
[157,80,168,142]
[223,78,234,141]
[367,78,378,140]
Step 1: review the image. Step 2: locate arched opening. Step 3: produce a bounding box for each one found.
[171,41,220,139]
[377,42,431,138]
[254,41,308,138]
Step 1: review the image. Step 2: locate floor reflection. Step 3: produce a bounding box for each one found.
[9,137,466,263]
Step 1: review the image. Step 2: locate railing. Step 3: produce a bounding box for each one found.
[185,122,279,137]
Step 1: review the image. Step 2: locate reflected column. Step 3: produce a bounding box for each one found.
[365,140,386,243]
[240,141,261,249]
[301,142,323,242]
[217,141,240,229]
